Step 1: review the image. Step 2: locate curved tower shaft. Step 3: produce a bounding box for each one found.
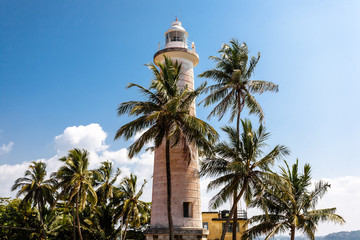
[146,20,207,240]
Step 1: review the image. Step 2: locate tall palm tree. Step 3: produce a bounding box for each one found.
[200,120,289,240]
[115,56,218,240]
[199,39,279,129]
[199,39,279,239]
[12,161,56,240]
[94,161,121,204]
[118,174,150,240]
[242,160,345,240]
[55,148,97,240]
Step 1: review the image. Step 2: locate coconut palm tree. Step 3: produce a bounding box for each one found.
[200,120,289,240]
[94,161,121,204]
[81,190,125,240]
[80,161,123,239]
[55,148,97,240]
[118,174,150,240]
[242,160,345,240]
[199,39,279,129]
[115,56,218,240]
[199,39,279,239]
[12,161,56,240]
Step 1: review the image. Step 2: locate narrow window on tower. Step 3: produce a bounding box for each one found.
[183,202,192,218]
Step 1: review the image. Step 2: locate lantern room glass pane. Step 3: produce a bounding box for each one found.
[166,31,186,43]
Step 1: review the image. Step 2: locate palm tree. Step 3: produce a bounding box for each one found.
[55,148,97,240]
[118,174,150,240]
[242,160,345,240]
[80,187,125,240]
[200,120,289,240]
[199,39,279,239]
[115,56,218,240]
[12,161,56,240]
[94,161,121,204]
[199,39,279,129]
[81,161,123,240]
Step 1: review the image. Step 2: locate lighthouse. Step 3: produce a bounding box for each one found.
[146,20,207,240]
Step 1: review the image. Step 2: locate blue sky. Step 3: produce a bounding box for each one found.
[1,0,360,236]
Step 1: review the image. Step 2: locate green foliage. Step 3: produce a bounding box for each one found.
[55,148,98,240]
[243,160,345,240]
[0,198,41,240]
[125,228,147,240]
[200,39,279,240]
[201,121,289,209]
[119,174,150,240]
[11,161,57,239]
[3,148,150,240]
[201,120,289,240]
[44,202,73,239]
[199,39,278,124]
[94,161,121,204]
[115,56,218,157]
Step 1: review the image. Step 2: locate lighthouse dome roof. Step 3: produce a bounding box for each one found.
[164,20,188,36]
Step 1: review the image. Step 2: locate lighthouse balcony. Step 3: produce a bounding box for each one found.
[154,39,199,67]
[158,39,196,52]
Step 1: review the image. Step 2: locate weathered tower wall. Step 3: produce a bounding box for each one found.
[146,21,207,240]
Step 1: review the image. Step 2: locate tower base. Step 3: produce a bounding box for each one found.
[145,228,208,240]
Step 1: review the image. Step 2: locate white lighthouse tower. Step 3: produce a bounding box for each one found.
[146,20,207,240]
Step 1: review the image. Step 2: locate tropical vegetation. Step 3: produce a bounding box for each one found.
[199,39,278,127]
[199,39,279,240]
[242,160,345,240]
[200,120,289,240]
[11,161,56,240]
[6,149,150,240]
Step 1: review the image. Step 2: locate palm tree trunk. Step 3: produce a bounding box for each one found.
[37,202,47,240]
[290,225,295,240]
[120,218,123,240]
[165,134,174,240]
[76,193,83,240]
[122,214,131,240]
[232,191,237,240]
[236,92,242,137]
[72,204,77,240]
[233,92,243,240]
[221,179,248,240]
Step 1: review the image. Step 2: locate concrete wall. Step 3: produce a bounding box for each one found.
[202,213,247,240]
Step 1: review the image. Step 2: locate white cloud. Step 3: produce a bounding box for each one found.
[0,141,14,155]
[0,123,154,202]
[54,123,111,168]
[316,176,360,236]
[200,178,217,211]
[54,123,108,154]
[0,162,30,197]
[102,148,131,165]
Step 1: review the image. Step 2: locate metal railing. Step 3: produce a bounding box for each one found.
[157,39,196,51]
[237,210,247,219]
[219,210,247,219]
